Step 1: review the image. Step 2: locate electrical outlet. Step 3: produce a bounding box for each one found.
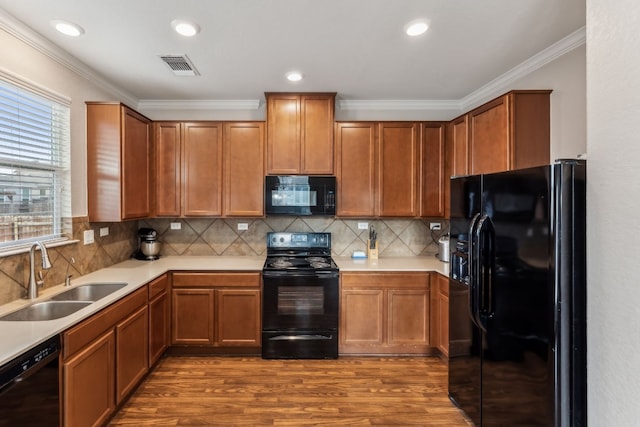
[83,229,94,245]
[170,222,181,230]
[237,223,249,231]
[357,222,369,230]
[429,222,441,231]
[99,227,109,237]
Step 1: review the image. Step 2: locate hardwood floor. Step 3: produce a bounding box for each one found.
[109,356,472,426]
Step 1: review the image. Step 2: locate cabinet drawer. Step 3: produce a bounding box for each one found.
[172,272,260,287]
[148,274,169,300]
[63,287,147,359]
[341,272,430,289]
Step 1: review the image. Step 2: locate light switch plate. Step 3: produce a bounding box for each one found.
[357,222,369,230]
[170,222,181,230]
[237,223,249,231]
[83,229,94,245]
[99,227,109,237]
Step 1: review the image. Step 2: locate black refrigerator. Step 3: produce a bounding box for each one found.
[448,159,586,427]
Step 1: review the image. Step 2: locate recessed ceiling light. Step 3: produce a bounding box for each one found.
[171,19,200,37]
[286,71,303,82]
[51,20,84,37]
[405,20,428,37]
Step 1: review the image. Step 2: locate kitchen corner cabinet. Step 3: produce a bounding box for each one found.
[86,102,151,222]
[421,123,446,217]
[61,286,148,427]
[148,273,170,367]
[335,122,422,217]
[171,272,261,349]
[153,121,264,217]
[448,115,469,177]
[468,90,551,175]
[430,273,449,358]
[340,272,431,355]
[266,92,336,175]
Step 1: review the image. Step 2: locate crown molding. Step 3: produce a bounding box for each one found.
[138,99,261,110]
[0,9,139,106]
[338,99,460,111]
[460,26,586,111]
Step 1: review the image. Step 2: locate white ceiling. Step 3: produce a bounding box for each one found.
[0,0,585,108]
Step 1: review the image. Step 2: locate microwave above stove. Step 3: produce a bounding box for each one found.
[265,176,336,216]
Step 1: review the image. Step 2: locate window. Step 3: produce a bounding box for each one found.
[0,74,71,252]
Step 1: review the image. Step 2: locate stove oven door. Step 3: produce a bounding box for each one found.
[262,270,339,359]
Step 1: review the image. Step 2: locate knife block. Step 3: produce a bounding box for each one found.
[367,240,378,260]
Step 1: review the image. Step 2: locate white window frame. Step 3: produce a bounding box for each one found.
[0,70,72,254]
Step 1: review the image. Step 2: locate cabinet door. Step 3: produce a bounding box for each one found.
[339,289,384,354]
[154,122,181,216]
[436,275,450,356]
[182,122,223,216]
[469,96,510,174]
[300,94,335,174]
[216,289,261,346]
[148,291,169,367]
[387,289,430,350]
[63,331,115,427]
[121,107,151,219]
[335,122,376,217]
[378,122,420,216]
[224,122,265,216]
[266,94,300,174]
[171,289,215,345]
[421,122,446,217]
[115,305,149,404]
[450,115,469,177]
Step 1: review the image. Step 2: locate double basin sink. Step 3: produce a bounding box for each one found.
[0,283,127,321]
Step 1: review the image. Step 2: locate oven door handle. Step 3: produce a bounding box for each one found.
[268,334,334,341]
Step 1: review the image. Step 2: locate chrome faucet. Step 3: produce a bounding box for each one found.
[26,242,52,299]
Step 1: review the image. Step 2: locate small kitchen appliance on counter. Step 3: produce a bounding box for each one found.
[437,234,450,262]
[133,227,161,260]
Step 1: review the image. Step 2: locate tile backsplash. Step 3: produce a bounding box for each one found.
[0,216,449,306]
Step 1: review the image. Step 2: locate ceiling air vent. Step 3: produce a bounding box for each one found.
[159,54,200,76]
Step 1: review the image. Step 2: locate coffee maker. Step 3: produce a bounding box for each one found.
[134,227,161,260]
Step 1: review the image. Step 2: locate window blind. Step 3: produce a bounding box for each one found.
[0,77,71,251]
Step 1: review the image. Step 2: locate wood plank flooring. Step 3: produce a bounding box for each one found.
[109,356,472,426]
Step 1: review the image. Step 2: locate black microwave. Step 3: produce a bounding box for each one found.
[265,176,336,216]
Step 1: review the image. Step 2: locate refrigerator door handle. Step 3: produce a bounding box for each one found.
[476,214,496,332]
[468,213,482,328]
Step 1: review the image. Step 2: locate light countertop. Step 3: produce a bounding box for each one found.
[0,255,448,366]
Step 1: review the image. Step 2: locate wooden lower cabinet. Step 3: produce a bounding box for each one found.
[430,273,450,357]
[62,331,115,427]
[115,305,149,404]
[340,272,431,355]
[171,272,261,350]
[148,274,170,366]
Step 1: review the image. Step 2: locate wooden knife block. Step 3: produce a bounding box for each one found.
[367,240,378,260]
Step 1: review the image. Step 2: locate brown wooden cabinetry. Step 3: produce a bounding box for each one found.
[448,115,469,178]
[336,122,425,217]
[87,102,151,222]
[148,274,170,366]
[430,273,449,357]
[340,272,431,355]
[153,121,263,217]
[61,287,148,427]
[468,90,551,175]
[171,272,261,350]
[421,123,446,217]
[266,92,335,174]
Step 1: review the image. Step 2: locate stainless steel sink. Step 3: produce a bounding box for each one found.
[49,283,127,302]
[0,301,92,321]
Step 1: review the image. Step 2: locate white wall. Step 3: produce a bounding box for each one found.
[0,29,127,217]
[587,0,640,424]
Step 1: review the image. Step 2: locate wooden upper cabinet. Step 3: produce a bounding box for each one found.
[421,123,446,217]
[468,90,551,175]
[378,122,420,217]
[223,122,265,216]
[449,115,469,177]
[87,102,151,222]
[266,92,335,175]
[153,122,181,217]
[182,122,223,216]
[335,122,376,217]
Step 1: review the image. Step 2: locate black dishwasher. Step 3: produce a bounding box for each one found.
[0,335,61,427]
